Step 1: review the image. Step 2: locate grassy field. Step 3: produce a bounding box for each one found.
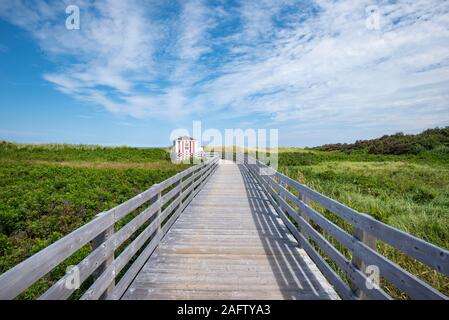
[276,146,449,248]
[0,142,189,299]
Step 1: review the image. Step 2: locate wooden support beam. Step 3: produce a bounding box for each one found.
[91,223,115,300]
[351,228,378,300]
[298,193,311,243]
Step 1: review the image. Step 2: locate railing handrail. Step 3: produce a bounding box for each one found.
[203,151,220,157]
[240,154,449,300]
[0,157,219,300]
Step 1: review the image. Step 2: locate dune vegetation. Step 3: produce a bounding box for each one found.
[0,142,189,299]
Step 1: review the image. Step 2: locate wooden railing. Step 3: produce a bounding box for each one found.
[241,154,449,300]
[0,157,218,300]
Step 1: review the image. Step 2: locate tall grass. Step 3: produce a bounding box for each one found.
[0,141,170,162]
[280,156,449,298]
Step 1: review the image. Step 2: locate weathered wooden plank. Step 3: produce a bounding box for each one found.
[157,246,298,255]
[166,228,290,236]
[162,237,296,246]
[131,278,329,290]
[147,252,315,263]
[123,288,332,300]
[142,260,318,272]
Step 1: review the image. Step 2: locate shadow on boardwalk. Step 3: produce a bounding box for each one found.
[238,163,338,299]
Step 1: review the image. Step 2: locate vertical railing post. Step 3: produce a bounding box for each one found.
[91,216,115,300]
[297,193,311,245]
[279,181,286,197]
[177,175,183,207]
[280,181,290,214]
[196,160,210,196]
[351,227,377,299]
[148,184,162,235]
[193,167,198,192]
[156,188,162,233]
[199,163,205,187]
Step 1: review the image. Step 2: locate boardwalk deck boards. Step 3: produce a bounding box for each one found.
[122,160,339,300]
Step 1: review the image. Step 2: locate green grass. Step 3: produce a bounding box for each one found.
[0,142,189,299]
[0,141,170,162]
[277,149,449,298]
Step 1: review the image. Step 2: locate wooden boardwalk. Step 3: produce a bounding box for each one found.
[122,160,338,300]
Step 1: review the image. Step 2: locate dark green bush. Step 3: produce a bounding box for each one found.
[314,126,449,156]
[0,234,11,255]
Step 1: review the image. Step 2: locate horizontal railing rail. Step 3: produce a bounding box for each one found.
[239,154,449,300]
[202,151,220,158]
[0,157,219,300]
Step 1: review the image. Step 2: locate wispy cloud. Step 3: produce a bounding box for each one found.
[1,0,449,138]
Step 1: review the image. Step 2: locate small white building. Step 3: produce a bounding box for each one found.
[172,136,203,161]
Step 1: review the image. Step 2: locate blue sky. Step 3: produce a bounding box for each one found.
[1,0,449,147]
